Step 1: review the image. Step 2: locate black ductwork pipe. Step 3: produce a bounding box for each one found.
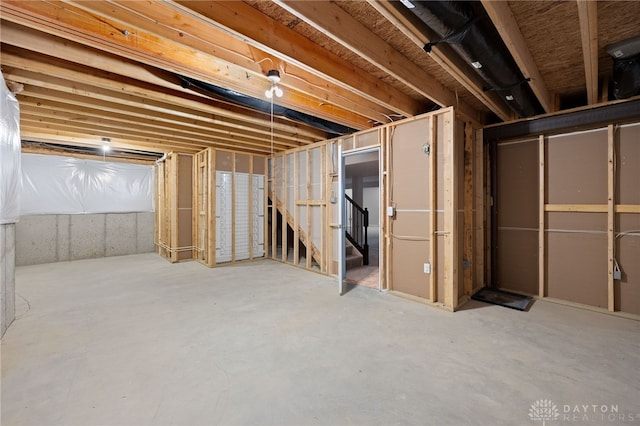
[612,54,640,99]
[177,75,356,137]
[405,1,543,118]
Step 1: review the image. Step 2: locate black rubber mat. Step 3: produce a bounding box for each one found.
[471,287,533,311]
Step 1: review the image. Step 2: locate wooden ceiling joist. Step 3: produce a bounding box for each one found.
[480,0,554,113]
[0,22,327,144]
[274,0,483,123]
[0,0,372,130]
[66,0,407,125]
[577,0,599,105]
[366,0,511,122]
[17,96,298,152]
[172,0,425,119]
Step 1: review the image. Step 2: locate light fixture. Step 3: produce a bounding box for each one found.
[471,61,482,69]
[101,137,111,152]
[264,69,283,98]
[505,94,514,101]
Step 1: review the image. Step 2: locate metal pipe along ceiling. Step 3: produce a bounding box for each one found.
[177,75,357,137]
[405,0,543,118]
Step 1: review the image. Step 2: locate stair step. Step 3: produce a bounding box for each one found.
[346,253,363,269]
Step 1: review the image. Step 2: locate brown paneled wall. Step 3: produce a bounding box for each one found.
[496,122,640,316]
[155,152,193,262]
[270,108,486,311]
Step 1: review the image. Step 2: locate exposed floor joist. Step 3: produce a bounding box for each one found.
[480,0,554,113]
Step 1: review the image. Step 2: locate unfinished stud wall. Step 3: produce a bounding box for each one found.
[269,144,327,271]
[156,152,193,262]
[193,148,266,267]
[270,109,485,311]
[496,122,640,316]
[386,111,484,310]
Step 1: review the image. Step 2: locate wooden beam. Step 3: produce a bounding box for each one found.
[577,0,599,105]
[209,149,217,266]
[442,110,458,309]
[0,27,326,142]
[168,0,423,120]
[67,0,401,125]
[481,0,554,113]
[545,204,640,213]
[429,117,437,303]
[3,63,314,148]
[21,144,156,165]
[0,0,372,130]
[607,125,615,312]
[463,122,474,297]
[538,135,545,298]
[275,0,484,124]
[17,94,296,154]
[18,101,287,154]
[366,0,507,122]
[474,128,485,289]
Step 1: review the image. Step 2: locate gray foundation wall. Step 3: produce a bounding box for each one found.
[16,212,155,266]
[1,223,16,338]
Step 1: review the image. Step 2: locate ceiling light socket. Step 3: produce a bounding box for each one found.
[266,69,281,84]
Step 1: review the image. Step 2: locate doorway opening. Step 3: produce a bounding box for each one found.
[343,149,380,289]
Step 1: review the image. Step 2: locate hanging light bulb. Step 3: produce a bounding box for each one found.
[101,137,111,152]
[265,69,284,99]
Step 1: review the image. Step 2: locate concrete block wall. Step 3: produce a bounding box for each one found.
[16,212,155,266]
[1,223,16,338]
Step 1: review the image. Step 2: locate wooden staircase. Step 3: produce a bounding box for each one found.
[273,197,322,266]
[346,241,363,270]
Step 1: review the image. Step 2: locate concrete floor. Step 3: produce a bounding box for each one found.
[2,254,639,426]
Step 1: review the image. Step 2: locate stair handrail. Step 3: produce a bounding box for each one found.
[345,194,369,265]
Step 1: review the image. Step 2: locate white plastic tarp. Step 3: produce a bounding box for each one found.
[21,154,154,215]
[0,72,22,224]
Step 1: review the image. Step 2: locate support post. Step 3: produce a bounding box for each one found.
[429,116,437,302]
[607,125,615,311]
[538,135,545,297]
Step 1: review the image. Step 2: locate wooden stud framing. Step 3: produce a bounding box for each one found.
[320,144,327,273]
[474,128,485,290]
[428,117,438,302]
[249,155,254,261]
[169,154,179,263]
[263,156,269,262]
[545,204,640,214]
[607,125,615,311]
[282,155,288,263]
[443,111,458,309]
[538,135,546,298]
[293,152,300,266]
[306,148,313,269]
[231,153,237,263]
[209,150,217,266]
[270,158,277,260]
[463,122,474,297]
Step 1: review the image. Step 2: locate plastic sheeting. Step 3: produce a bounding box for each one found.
[0,72,22,224]
[21,154,154,215]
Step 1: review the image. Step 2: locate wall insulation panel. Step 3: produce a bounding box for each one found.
[270,108,483,311]
[191,148,266,267]
[389,118,431,300]
[495,121,640,316]
[496,139,539,294]
[155,152,193,263]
